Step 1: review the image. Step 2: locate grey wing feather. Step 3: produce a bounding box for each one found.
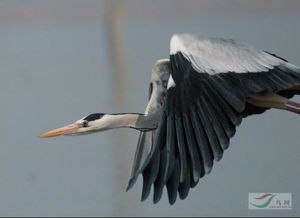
[170,33,285,74]
[127,59,170,191]
[127,33,300,204]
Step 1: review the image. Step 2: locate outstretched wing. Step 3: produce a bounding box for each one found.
[128,34,300,204]
[127,59,170,192]
[170,34,285,74]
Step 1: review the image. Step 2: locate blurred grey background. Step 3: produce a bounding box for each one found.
[0,0,300,216]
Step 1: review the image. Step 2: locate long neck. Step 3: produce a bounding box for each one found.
[102,112,160,131]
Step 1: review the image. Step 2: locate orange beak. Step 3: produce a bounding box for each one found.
[39,123,81,138]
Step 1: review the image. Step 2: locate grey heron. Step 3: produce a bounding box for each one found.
[40,33,300,204]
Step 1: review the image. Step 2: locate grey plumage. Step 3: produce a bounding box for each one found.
[170,34,284,74]
[126,33,300,204]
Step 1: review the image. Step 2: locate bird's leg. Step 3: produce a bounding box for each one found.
[281,85,300,107]
[286,100,300,108]
[246,92,300,114]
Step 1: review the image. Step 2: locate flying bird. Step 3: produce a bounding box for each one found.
[40,33,300,204]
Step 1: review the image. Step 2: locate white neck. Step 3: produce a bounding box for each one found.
[104,114,141,129]
[89,113,160,132]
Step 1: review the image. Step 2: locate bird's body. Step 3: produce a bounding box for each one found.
[41,33,300,204]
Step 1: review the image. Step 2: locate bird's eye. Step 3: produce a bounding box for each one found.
[82,121,88,128]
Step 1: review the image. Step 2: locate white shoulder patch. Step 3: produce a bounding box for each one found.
[167,74,176,89]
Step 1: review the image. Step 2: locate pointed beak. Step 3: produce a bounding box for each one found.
[39,123,81,138]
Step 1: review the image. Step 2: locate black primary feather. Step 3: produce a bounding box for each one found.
[189,108,214,173]
[182,114,203,182]
[198,96,229,152]
[128,50,300,204]
[174,117,188,183]
[166,159,180,205]
[195,101,224,162]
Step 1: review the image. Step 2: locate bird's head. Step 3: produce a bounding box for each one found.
[40,113,109,138]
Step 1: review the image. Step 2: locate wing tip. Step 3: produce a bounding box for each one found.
[126,177,137,192]
[141,190,150,202]
[153,184,164,204]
